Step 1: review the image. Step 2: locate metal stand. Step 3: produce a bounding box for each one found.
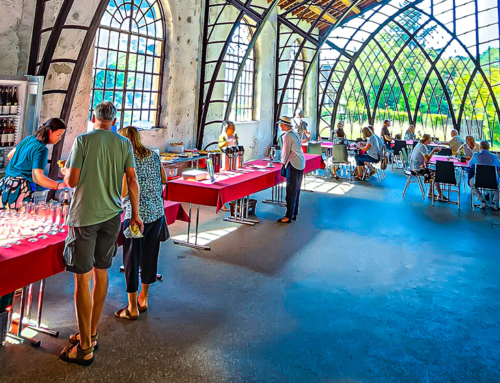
[7,286,41,346]
[173,204,211,251]
[224,196,260,226]
[9,280,60,344]
[262,183,286,207]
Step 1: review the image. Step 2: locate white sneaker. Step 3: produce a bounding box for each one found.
[480,201,487,209]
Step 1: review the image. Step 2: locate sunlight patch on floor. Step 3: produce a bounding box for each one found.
[172,227,238,246]
[303,176,355,195]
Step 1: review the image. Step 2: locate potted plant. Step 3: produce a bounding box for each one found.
[457,147,466,163]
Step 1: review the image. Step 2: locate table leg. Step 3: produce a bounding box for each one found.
[224,197,259,226]
[8,286,41,347]
[173,204,211,250]
[262,184,286,207]
[11,280,59,338]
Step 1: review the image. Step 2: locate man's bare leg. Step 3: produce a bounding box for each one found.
[90,267,109,336]
[69,271,93,360]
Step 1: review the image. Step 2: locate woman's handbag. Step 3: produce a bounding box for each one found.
[281,164,287,178]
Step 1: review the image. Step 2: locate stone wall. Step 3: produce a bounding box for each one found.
[0,0,318,161]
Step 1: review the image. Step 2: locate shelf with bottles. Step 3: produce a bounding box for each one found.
[0,86,19,117]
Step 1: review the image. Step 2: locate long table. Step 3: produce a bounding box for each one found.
[166,154,323,249]
[167,154,322,212]
[0,201,189,346]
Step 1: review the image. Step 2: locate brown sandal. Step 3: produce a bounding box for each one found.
[69,332,99,351]
[115,306,139,320]
[60,343,94,366]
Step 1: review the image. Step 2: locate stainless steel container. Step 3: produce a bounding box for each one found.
[235,146,245,168]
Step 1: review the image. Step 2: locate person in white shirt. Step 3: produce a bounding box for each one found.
[354,127,380,180]
[441,129,464,154]
[410,134,447,200]
[292,109,310,143]
[278,116,306,223]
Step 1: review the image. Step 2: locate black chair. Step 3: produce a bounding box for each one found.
[203,141,219,151]
[471,164,499,211]
[438,148,453,156]
[432,160,460,209]
[392,140,407,170]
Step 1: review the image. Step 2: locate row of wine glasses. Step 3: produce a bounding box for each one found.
[0,201,66,248]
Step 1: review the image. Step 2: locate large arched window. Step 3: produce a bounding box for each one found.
[287,40,305,116]
[224,22,255,122]
[89,0,165,129]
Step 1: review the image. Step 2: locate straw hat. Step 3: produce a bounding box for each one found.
[277,116,293,126]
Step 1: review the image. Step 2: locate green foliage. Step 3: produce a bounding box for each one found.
[333,21,500,146]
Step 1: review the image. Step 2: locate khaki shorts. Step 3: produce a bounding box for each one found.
[63,214,121,274]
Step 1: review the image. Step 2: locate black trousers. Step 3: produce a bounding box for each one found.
[285,164,304,219]
[122,216,164,293]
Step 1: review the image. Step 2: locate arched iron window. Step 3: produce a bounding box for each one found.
[89,0,165,129]
[287,40,305,117]
[224,22,255,122]
[318,0,500,147]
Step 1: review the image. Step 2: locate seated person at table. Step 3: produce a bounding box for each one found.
[333,127,349,145]
[292,109,311,143]
[458,135,480,160]
[331,127,349,180]
[395,133,402,140]
[468,140,500,210]
[354,127,380,180]
[410,134,447,200]
[404,125,416,140]
[330,121,344,140]
[441,129,464,154]
[381,119,395,150]
[218,121,239,150]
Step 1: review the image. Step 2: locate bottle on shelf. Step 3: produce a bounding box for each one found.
[0,119,3,144]
[8,120,15,146]
[0,88,4,116]
[1,119,8,147]
[10,87,18,115]
[3,88,11,116]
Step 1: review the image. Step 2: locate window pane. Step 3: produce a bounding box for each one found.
[90,0,165,128]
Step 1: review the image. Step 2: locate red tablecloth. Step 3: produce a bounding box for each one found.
[428,155,469,168]
[167,154,323,212]
[0,232,67,297]
[0,201,189,297]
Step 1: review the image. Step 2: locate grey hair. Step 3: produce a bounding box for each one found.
[465,135,474,141]
[451,129,458,136]
[94,101,117,121]
[480,140,490,150]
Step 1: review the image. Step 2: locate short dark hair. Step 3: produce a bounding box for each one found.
[35,118,67,144]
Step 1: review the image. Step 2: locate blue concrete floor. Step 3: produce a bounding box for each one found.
[1,168,499,382]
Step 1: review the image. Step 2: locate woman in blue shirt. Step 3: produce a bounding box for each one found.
[0,118,67,209]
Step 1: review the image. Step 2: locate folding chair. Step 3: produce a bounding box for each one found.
[471,164,499,212]
[392,140,407,170]
[401,149,426,199]
[438,147,453,156]
[432,160,460,210]
[328,144,352,181]
[307,142,322,155]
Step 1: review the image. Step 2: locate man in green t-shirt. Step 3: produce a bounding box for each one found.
[60,102,142,366]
